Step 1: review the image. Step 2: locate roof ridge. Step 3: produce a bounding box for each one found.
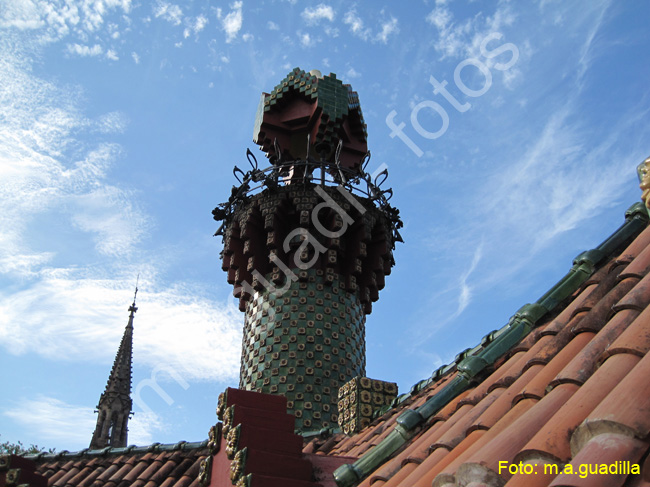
[24,439,209,462]
[333,201,648,487]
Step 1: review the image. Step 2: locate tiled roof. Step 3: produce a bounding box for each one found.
[303,201,650,487]
[24,441,208,487]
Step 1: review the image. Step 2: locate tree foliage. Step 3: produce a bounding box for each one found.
[0,435,56,455]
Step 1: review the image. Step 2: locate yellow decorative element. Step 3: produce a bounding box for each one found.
[207,423,221,454]
[223,405,235,439]
[225,424,241,460]
[230,448,247,484]
[236,474,252,487]
[216,391,227,420]
[198,456,213,486]
[638,156,650,208]
[6,469,20,485]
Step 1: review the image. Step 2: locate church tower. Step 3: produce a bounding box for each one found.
[213,68,402,431]
[89,286,136,449]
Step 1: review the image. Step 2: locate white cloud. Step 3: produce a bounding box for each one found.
[67,43,103,57]
[346,67,361,79]
[376,17,398,43]
[3,394,164,449]
[301,4,335,25]
[153,1,183,26]
[194,14,208,33]
[0,274,242,382]
[106,49,119,60]
[343,9,396,43]
[4,395,96,448]
[425,3,516,60]
[132,51,140,64]
[128,410,165,445]
[324,26,339,37]
[576,2,610,89]
[267,20,279,30]
[343,9,370,40]
[0,40,148,277]
[222,1,243,43]
[299,32,314,47]
[242,33,253,42]
[1,0,132,44]
[185,13,208,38]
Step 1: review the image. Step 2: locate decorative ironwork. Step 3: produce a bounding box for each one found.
[212,149,403,245]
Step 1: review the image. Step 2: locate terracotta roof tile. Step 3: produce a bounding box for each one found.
[513,332,593,403]
[68,467,95,486]
[137,459,164,481]
[574,345,650,452]
[147,458,179,484]
[603,304,650,358]
[409,429,487,487]
[552,308,640,386]
[538,285,596,336]
[571,276,639,334]
[326,204,650,487]
[550,433,647,487]
[470,365,541,431]
[77,466,105,487]
[616,225,650,263]
[517,352,641,463]
[453,385,579,485]
[29,443,207,487]
[429,389,503,453]
[46,467,69,485]
[614,271,650,311]
[619,240,650,279]
[462,351,526,404]
[170,475,193,487]
[52,467,80,487]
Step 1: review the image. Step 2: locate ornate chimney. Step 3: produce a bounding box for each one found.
[213,67,402,431]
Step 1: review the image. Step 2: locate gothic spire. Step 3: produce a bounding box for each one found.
[89,282,137,449]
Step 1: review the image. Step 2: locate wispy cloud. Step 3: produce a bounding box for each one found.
[343,9,399,43]
[0,274,242,381]
[222,1,243,43]
[376,17,398,43]
[0,36,150,274]
[67,43,103,57]
[575,1,612,89]
[299,31,314,47]
[184,14,209,39]
[154,1,183,26]
[301,4,335,25]
[343,9,371,41]
[4,395,96,449]
[3,394,165,449]
[426,3,515,60]
[346,67,361,79]
[1,0,131,42]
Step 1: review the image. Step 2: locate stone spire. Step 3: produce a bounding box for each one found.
[89,284,136,449]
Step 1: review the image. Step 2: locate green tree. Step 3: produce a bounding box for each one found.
[0,435,55,455]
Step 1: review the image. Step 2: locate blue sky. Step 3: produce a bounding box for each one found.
[1,0,649,451]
